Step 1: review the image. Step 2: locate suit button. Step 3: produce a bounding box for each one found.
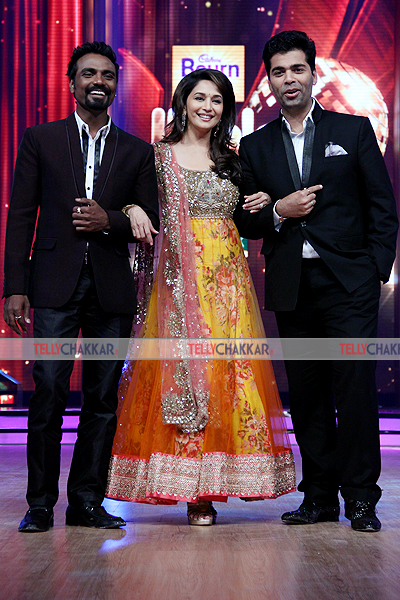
[301,221,307,227]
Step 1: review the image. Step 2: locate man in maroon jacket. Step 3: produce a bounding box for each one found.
[3,42,159,532]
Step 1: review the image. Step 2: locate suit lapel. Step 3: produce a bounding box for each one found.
[281,121,302,190]
[301,119,315,188]
[309,103,325,184]
[66,114,85,198]
[269,117,301,192]
[93,123,118,204]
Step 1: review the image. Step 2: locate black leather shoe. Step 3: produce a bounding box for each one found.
[344,500,381,532]
[281,501,340,524]
[66,502,126,529]
[18,507,54,532]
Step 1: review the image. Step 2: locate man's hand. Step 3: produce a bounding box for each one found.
[243,191,272,213]
[3,294,31,336]
[276,185,323,219]
[127,205,159,245]
[72,198,110,232]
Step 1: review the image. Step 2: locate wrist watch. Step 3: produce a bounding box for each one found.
[276,200,286,223]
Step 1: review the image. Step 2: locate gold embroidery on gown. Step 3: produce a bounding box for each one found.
[106,143,296,504]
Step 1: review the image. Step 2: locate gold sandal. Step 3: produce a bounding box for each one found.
[187,501,217,526]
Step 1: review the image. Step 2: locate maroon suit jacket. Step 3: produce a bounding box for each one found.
[3,114,159,314]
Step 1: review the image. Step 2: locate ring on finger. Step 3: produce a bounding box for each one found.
[14,315,22,320]
[76,207,82,214]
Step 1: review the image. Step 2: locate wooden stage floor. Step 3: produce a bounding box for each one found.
[1,444,400,600]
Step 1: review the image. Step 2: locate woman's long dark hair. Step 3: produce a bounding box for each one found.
[162,69,242,185]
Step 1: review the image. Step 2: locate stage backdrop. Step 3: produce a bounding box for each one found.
[0,0,399,407]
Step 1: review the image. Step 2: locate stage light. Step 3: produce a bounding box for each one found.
[0,394,14,405]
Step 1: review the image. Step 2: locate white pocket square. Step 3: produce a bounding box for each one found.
[325,141,348,157]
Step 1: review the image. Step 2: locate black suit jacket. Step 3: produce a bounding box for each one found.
[3,114,159,314]
[234,104,398,311]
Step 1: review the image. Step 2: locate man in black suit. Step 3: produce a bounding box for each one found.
[234,30,398,531]
[3,42,159,531]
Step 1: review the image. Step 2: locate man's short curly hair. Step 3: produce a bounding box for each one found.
[66,41,119,82]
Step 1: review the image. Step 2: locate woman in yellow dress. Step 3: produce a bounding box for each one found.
[106,69,295,525]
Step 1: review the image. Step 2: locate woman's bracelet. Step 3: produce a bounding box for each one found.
[122,204,138,217]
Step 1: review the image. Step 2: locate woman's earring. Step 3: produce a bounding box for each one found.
[182,110,186,128]
[214,121,220,137]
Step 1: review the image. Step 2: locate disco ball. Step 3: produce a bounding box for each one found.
[248,57,389,154]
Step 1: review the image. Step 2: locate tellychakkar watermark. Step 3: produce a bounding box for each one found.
[1,338,400,360]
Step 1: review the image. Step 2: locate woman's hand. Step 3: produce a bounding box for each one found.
[127,205,159,245]
[243,191,272,213]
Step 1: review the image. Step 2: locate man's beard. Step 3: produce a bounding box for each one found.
[84,87,112,110]
[85,97,110,110]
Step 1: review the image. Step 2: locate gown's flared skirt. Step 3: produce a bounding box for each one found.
[106,218,296,504]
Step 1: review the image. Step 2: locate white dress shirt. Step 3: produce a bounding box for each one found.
[74,111,111,199]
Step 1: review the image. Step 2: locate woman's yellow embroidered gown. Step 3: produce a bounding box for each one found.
[106,144,295,504]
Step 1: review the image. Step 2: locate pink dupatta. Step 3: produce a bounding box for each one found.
[153,142,211,433]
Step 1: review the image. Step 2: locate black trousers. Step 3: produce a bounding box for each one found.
[275,259,382,507]
[26,263,134,508]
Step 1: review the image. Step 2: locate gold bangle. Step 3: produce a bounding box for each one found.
[122,204,138,217]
